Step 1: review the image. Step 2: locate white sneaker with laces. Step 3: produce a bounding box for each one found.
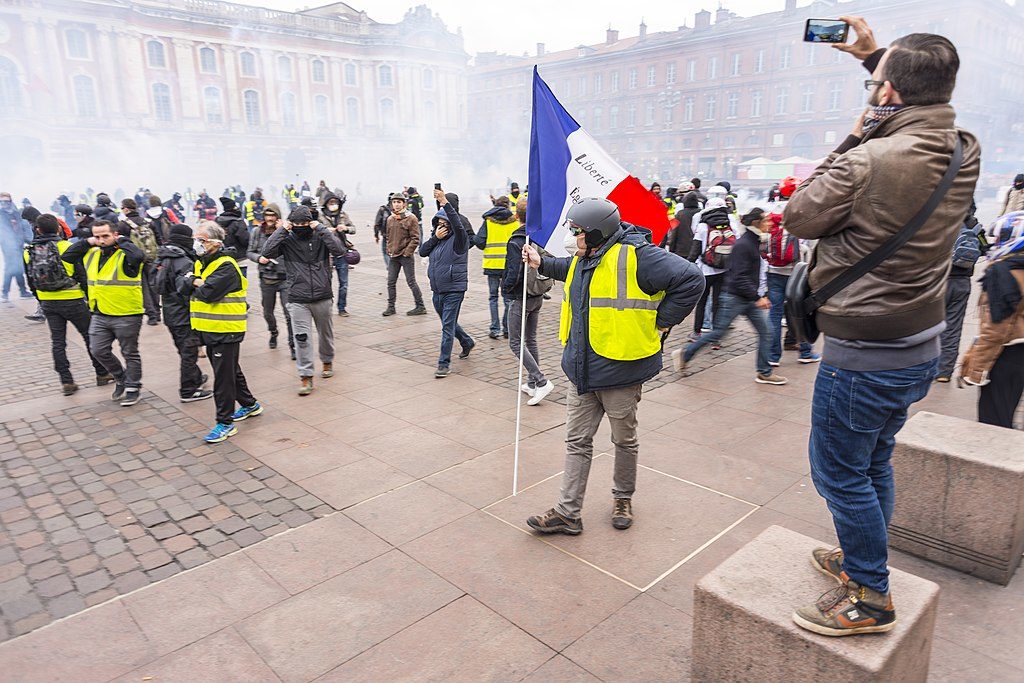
[528,381,554,406]
[520,383,535,397]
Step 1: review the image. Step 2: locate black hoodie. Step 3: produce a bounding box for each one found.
[156,238,197,328]
[215,208,250,260]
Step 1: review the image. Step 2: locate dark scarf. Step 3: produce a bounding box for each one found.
[169,233,196,258]
[983,254,1024,323]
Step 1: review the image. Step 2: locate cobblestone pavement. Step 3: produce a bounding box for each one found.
[0,301,82,406]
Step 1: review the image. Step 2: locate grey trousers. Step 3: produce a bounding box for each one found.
[556,383,642,520]
[287,299,334,378]
[508,297,546,388]
[386,255,423,307]
[938,276,972,378]
[89,313,143,389]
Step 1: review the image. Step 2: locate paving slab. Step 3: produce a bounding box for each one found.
[343,481,475,546]
[115,627,279,683]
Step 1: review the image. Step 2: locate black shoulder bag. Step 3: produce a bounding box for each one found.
[786,134,964,344]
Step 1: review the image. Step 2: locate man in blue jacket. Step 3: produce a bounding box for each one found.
[523,198,705,534]
[420,188,475,378]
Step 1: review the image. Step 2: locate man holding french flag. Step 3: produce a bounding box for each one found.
[521,68,705,535]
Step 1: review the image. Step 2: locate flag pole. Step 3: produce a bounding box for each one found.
[511,235,531,496]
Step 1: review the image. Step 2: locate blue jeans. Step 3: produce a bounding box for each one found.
[766,272,812,362]
[808,359,938,594]
[431,291,473,368]
[487,273,509,335]
[684,291,772,376]
[334,259,349,312]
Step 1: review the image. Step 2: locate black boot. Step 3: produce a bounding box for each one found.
[269,331,278,349]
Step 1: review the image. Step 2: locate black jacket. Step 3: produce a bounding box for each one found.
[472,206,518,274]
[667,194,701,257]
[419,203,469,293]
[247,227,288,283]
[725,230,764,301]
[374,204,389,241]
[178,247,245,344]
[540,223,705,394]
[73,216,95,241]
[215,210,250,260]
[62,237,146,316]
[261,226,345,303]
[155,242,197,328]
[501,227,539,300]
[24,235,86,294]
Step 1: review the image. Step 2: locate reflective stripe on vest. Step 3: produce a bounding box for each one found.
[558,242,664,361]
[190,256,248,333]
[23,240,85,300]
[482,218,519,270]
[84,248,143,315]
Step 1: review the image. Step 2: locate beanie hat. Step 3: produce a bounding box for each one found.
[74,204,93,216]
[288,206,313,223]
[219,196,237,211]
[263,202,282,217]
[169,223,193,238]
[21,206,41,224]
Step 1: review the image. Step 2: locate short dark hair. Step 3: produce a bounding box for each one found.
[36,214,60,234]
[885,33,959,105]
[691,178,701,189]
[121,198,137,211]
[92,220,114,231]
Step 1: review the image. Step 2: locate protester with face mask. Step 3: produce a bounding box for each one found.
[1002,174,1024,216]
[319,191,355,316]
[261,205,346,395]
[0,192,33,301]
[247,203,294,358]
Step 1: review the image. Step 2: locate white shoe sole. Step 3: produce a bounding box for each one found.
[755,377,788,385]
[798,357,821,364]
[792,611,896,636]
[528,383,554,406]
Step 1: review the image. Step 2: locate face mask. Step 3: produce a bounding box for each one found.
[193,239,206,256]
[293,226,313,238]
[327,203,339,213]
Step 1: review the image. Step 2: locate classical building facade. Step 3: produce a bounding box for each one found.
[468,0,1024,188]
[0,0,468,190]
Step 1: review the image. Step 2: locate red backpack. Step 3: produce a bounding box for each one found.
[765,212,798,268]
[702,224,736,269]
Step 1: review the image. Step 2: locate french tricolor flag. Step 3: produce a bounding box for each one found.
[526,67,670,255]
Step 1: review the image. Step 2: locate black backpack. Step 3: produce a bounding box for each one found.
[27,242,77,292]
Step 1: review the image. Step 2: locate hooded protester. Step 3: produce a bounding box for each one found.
[2,195,33,301]
[666,192,701,258]
[164,192,185,222]
[248,203,294,358]
[1002,173,1024,215]
[319,191,355,316]
[299,196,319,222]
[472,195,519,338]
[94,192,119,225]
[155,223,211,403]
[72,204,95,241]
[147,195,179,244]
[118,198,161,326]
[419,188,474,377]
[54,195,76,229]
[215,197,251,274]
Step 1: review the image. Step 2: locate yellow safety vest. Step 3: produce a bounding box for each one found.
[664,198,677,219]
[507,193,524,209]
[189,256,248,333]
[482,218,520,270]
[84,248,142,315]
[23,240,84,301]
[244,200,264,224]
[558,242,664,361]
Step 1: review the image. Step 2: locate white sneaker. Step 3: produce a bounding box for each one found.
[768,360,781,367]
[520,383,536,397]
[528,381,554,406]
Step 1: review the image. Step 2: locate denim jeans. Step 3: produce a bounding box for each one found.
[333,258,349,312]
[684,291,772,376]
[766,272,812,362]
[808,359,938,594]
[431,291,473,368]
[487,273,509,335]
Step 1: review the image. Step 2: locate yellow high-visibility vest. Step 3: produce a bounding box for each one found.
[482,218,519,270]
[559,242,664,361]
[189,256,248,333]
[84,248,143,315]
[244,200,265,224]
[23,240,84,300]
[664,197,677,219]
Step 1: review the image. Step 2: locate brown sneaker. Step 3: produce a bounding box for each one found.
[95,373,114,387]
[811,547,845,583]
[298,376,314,396]
[793,580,896,637]
[612,498,633,529]
[62,383,79,396]
[321,362,334,378]
[526,508,583,535]
[755,372,788,385]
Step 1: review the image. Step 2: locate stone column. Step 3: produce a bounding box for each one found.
[114,29,148,119]
[361,61,375,127]
[95,28,124,123]
[221,46,242,129]
[329,57,344,131]
[171,38,199,121]
[260,50,279,124]
[40,19,69,117]
[297,55,312,130]
[20,19,47,116]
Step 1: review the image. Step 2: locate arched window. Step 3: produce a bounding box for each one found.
[281,92,297,128]
[422,68,434,90]
[0,58,22,113]
[791,132,815,158]
[311,59,326,83]
[243,89,260,126]
[73,74,97,118]
[345,96,360,126]
[203,86,222,124]
[239,51,257,77]
[199,47,217,73]
[423,100,436,128]
[65,29,89,59]
[314,94,329,129]
[378,65,393,87]
[379,97,395,129]
[146,40,166,68]
[277,55,292,81]
[152,83,172,121]
[344,63,357,86]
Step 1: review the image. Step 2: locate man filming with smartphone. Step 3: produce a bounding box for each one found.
[783,16,980,637]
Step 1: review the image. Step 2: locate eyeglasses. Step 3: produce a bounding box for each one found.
[863,79,885,91]
[564,220,586,236]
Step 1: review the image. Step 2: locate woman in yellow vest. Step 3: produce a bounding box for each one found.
[520,197,705,535]
[23,214,110,395]
[182,222,261,443]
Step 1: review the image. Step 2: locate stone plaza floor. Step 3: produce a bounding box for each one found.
[0,206,1021,681]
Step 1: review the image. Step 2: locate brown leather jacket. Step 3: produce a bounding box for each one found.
[960,267,1024,385]
[385,212,420,258]
[785,104,980,340]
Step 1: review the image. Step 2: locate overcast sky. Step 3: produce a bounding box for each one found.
[242,0,795,56]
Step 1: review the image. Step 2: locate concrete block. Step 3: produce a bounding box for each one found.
[692,525,939,682]
[890,411,1024,585]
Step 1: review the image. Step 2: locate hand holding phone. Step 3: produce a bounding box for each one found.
[804,19,850,43]
[832,15,878,60]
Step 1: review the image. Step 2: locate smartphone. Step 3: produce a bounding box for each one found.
[804,19,849,43]
[434,183,442,190]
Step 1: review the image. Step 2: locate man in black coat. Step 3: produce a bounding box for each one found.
[215,197,251,275]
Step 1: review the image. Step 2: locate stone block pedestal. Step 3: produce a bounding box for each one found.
[692,525,939,682]
[890,411,1024,585]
